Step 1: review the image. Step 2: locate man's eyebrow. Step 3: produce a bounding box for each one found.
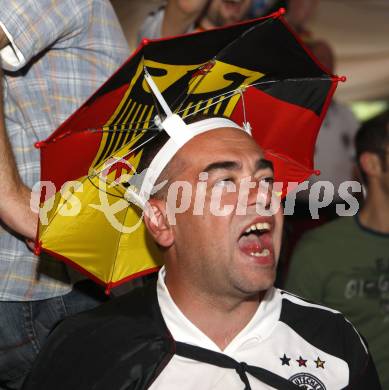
[203,161,240,174]
[202,158,273,174]
[256,159,273,172]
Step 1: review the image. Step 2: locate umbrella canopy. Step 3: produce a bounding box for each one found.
[36,9,340,291]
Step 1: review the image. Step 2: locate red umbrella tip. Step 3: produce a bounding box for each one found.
[104,284,113,296]
[34,241,42,256]
[269,7,286,18]
[314,169,321,176]
[34,141,46,149]
[334,75,347,83]
[142,38,150,46]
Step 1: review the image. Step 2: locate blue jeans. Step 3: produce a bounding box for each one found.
[0,281,108,390]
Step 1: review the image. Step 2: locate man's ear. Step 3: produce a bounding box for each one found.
[144,198,174,248]
[359,152,381,179]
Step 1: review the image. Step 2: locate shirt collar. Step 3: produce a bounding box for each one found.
[157,266,281,353]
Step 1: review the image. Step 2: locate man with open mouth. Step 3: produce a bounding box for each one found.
[23,114,381,389]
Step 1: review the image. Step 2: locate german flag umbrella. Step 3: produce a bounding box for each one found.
[35,9,341,292]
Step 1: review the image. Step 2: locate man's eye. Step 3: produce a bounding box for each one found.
[214,178,235,188]
[261,177,274,184]
[258,177,275,194]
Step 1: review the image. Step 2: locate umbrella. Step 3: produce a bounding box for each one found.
[35,8,341,292]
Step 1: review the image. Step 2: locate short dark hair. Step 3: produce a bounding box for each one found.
[355,110,389,183]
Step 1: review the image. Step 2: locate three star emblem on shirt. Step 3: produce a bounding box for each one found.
[279,354,325,369]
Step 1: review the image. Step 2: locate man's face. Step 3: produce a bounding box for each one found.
[162,128,283,300]
[204,0,252,28]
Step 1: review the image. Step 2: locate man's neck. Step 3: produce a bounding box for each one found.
[166,276,264,350]
[359,189,389,234]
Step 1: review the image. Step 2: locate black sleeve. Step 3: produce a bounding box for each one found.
[22,314,167,390]
[22,284,173,390]
[341,319,382,389]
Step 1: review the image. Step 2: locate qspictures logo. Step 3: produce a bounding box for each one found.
[33,170,364,233]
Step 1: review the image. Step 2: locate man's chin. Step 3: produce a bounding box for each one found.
[234,270,276,297]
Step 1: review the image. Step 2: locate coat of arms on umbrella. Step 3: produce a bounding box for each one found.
[34,9,342,292]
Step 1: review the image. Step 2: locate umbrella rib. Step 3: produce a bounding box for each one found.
[98,126,160,133]
[86,176,129,200]
[106,194,145,289]
[39,175,92,232]
[175,89,240,118]
[265,150,315,174]
[47,75,333,139]
[172,60,216,114]
[170,17,276,110]
[122,75,331,131]
[213,18,274,62]
[89,131,160,179]
[175,76,333,120]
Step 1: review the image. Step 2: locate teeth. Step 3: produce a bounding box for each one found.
[250,249,270,257]
[244,222,270,234]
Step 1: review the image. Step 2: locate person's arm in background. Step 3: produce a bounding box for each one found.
[284,232,326,303]
[0,0,110,242]
[161,0,210,37]
[0,32,37,240]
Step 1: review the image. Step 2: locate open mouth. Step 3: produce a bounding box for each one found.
[238,221,273,260]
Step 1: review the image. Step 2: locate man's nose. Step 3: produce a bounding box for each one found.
[249,180,272,208]
[237,177,272,210]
